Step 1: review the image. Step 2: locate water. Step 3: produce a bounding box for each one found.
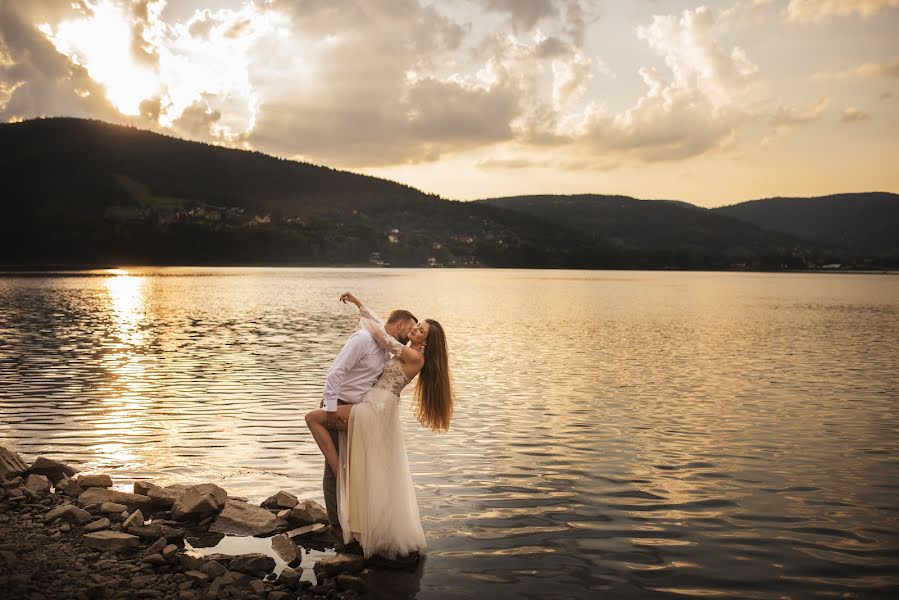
[1,268,898,598]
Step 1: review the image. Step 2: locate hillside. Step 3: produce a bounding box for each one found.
[478,194,829,269]
[0,118,612,268]
[713,193,899,262]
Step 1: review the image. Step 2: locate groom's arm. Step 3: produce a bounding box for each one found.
[323,332,368,417]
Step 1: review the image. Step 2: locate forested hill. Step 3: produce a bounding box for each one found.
[1,118,893,269]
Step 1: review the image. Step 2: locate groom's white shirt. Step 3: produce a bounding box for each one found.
[322,329,391,412]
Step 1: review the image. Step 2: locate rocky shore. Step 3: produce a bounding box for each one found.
[0,446,413,600]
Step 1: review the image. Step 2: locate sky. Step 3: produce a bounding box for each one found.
[0,0,897,207]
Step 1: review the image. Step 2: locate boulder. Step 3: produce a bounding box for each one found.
[127,523,184,543]
[77,487,153,512]
[0,446,28,480]
[270,533,299,565]
[209,499,287,536]
[171,483,227,519]
[100,502,128,514]
[261,491,299,509]
[44,504,92,525]
[288,500,328,526]
[184,531,225,548]
[84,518,111,533]
[147,486,179,508]
[76,474,113,488]
[82,530,140,552]
[24,474,51,494]
[55,476,84,498]
[27,456,78,484]
[201,560,227,579]
[228,553,275,578]
[123,509,144,530]
[313,553,364,577]
[276,566,301,588]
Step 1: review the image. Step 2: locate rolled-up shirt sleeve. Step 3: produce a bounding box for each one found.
[323,332,368,412]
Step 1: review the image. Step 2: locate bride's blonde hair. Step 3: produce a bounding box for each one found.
[414,319,453,432]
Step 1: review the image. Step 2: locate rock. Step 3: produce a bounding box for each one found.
[179,554,207,572]
[184,531,225,548]
[77,487,153,512]
[276,566,301,588]
[55,475,84,497]
[145,537,167,557]
[77,474,113,488]
[201,559,227,579]
[0,446,28,479]
[100,501,128,514]
[229,553,276,578]
[82,530,141,551]
[285,523,328,540]
[142,553,166,566]
[184,570,208,582]
[161,543,178,560]
[336,574,367,593]
[313,553,364,577]
[127,523,184,542]
[267,591,289,600]
[171,483,227,519]
[270,533,299,565]
[276,509,291,520]
[24,474,52,494]
[249,579,266,594]
[288,500,328,526]
[209,499,287,536]
[123,509,144,530]
[147,486,179,508]
[134,481,155,495]
[84,517,111,532]
[274,491,299,508]
[208,572,241,597]
[45,504,92,525]
[26,456,78,484]
[59,522,71,532]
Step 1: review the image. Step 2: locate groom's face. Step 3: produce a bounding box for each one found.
[396,319,415,344]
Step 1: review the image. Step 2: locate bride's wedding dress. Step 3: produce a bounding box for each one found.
[335,308,427,559]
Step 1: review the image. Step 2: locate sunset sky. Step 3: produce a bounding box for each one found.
[1,0,897,206]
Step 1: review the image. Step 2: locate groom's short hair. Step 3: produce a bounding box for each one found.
[386,309,417,324]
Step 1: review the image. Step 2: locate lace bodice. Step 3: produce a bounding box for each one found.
[372,356,412,396]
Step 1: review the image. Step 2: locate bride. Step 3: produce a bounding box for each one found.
[305,292,454,559]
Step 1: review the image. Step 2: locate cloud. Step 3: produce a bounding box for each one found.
[813,56,899,79]
[785,0,899,22]
[841,106,870,122]
[478,0,557,31]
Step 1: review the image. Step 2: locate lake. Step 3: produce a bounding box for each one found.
[1,268,898,598]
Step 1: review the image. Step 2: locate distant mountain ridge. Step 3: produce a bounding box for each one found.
[1,117,895,268]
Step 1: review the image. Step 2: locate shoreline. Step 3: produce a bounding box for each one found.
[1,446,412,600]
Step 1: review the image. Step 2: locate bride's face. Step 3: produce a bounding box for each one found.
[408,321,430,346]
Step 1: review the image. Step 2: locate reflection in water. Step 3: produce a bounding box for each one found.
[1,268,898,599]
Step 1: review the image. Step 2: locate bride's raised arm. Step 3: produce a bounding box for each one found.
[339,292,421,363]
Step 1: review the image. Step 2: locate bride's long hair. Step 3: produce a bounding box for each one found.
[414,319,453,432]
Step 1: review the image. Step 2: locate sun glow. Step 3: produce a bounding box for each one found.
[41,1,161,115]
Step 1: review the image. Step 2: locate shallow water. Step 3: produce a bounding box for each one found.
[1,268,898,598]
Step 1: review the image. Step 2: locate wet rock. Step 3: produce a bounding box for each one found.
[24,474,52,494]
[171,483,227,520]
[249,579,266,594]
[285,523,328,540]
[77,474,113,488]
[77,487,153,512]
[82,530,141,552]
[100,502,128,514]
[184,531,225,548]
[276,509,291,520]
[276,566,301,588]
[84,517,112,532]
[201,559,227,579]
[184,569,208,583]
[288,499,328,526]
[209,499,287,537]
[261,491,299,510]
[27,456,78,484]
[127,522,185,543]
[229,552,276,578]
[141,553,166,566]
[313,553,364,577]
[55,476,84,497]
[145,537,167,557]
[270,533,299,565]
[336,574,367,593]
[45,504,92,525]
[122,509,143,530]
[0,446,29,479]
[162,543,179,560]
[147,486,180,508]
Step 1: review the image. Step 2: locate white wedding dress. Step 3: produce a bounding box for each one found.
[335,306,427,559]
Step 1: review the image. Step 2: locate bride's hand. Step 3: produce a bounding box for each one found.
[340,292,362,307]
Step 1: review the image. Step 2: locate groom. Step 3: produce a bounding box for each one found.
[320,308,417,538]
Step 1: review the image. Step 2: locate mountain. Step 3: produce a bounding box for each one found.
[477,194,829,269]
[0,118,612,268]
[712,193,899,262]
